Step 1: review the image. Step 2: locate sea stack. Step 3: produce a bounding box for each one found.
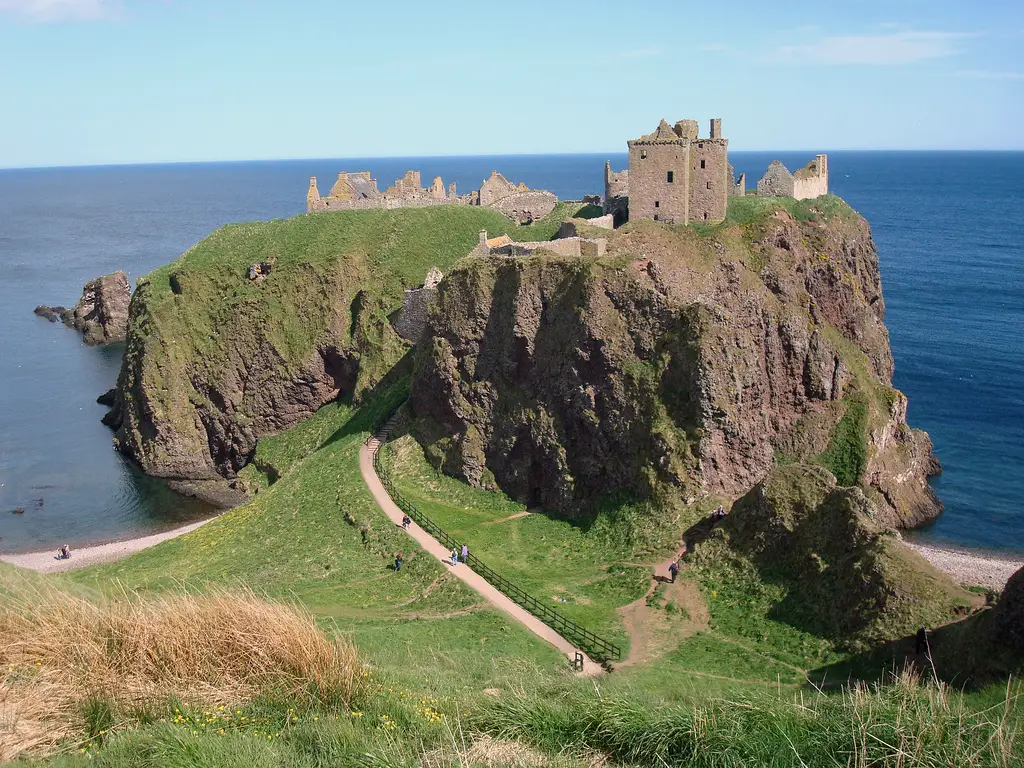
[65,270,131,345]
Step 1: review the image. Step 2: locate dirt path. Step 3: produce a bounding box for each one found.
[615,554,709,668]
[0,517,218,574]
[360,435,602,676]
[481,511,531,526]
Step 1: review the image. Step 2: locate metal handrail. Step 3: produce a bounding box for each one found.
[369,421,622,662]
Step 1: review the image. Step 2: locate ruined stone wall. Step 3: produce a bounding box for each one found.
[604,162,629,199]
[485,236,607,259]
[757,160,795,197]
[732,172,746,197]
[490,190,558,224]
[792,155,829,200]
[627,141,692,224]
[307,169,556,219]
[392,267,443,343]
[478,171,520,206]
[688,138,729,222]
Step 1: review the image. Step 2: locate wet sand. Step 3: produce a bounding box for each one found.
[0,517,217,573]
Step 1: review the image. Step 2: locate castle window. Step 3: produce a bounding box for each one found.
[706,181,712,189]
[654,201,660,208]
[640,150,647,159]
[700,160,706,169]
[667,171,674,183]
[653,214,659,221]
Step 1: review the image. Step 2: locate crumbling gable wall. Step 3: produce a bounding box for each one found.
[757,160,795,197]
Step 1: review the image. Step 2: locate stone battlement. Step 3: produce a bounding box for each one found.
[307,169,557,224]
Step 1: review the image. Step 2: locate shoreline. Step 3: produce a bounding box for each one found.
[1,514,1020,589]
[906,540,1023,590]
[0,516,219,574]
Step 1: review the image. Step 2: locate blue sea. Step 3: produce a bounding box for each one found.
[0,152,1021,554]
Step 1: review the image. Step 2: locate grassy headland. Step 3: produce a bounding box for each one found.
[2,198,1021,765]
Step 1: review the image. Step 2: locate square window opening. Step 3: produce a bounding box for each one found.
[641,150,647,159]
[667,171,674,183]
[654,200,660,208]
[700,159,706,169]
[706,181,712,189]
[653,214,659,221]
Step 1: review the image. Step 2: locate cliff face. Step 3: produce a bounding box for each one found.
[411,199,941,529]
[103,207,527,497]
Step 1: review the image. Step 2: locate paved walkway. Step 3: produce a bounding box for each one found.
[359,434,602,676]
[0,518,217,573]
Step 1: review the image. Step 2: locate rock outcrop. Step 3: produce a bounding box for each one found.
[103,206,508,491]
[993,565,1024,655]
[690,465,973,649]
[66,271,131,345]
[410,198,940,529]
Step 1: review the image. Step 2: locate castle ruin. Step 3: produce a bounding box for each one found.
[755,155,829,200]
[604,118,731,226]
[307,169,558,224]
[604,117,829,225]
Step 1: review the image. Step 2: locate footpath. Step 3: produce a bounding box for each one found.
[359,433,602,676]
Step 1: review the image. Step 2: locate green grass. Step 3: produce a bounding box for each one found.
[382,435,650,649]
[816,396,869,486]
[67,387,568,695]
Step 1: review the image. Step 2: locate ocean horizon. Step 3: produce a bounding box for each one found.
[0,150,1021,555]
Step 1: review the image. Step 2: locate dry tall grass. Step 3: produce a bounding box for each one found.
[0,578,360,761]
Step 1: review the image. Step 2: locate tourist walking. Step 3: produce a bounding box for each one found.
[461,544,468,563]
[402,514,411,531]
[450,549,458,566]
[668,560,680,584]
[394,552,403,572]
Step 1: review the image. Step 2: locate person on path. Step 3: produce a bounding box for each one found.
[461,544,468,563]
[450,549,458,567]
[668,560,680,583]
[394,552,403,572]
[402,514,411,531]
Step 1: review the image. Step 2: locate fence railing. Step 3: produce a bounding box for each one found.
[369,416,621,663]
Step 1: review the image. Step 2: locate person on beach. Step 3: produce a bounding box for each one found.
[402,514,411,531]
[668,560,680,583]
[56,545,70,560]
[450,549,458,566]
[394,552,403,572]
[461,544,468,563]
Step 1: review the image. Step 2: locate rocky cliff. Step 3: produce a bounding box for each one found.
[410,197,941,530]
[103,206,527,499]
[33,271,131,345]
[68,271,131,345]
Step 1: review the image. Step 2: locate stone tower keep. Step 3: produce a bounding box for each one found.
[626,117,729,225]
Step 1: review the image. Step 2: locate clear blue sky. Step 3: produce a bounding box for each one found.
[1,0,1022,167]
